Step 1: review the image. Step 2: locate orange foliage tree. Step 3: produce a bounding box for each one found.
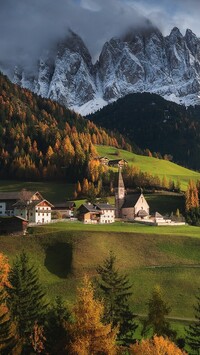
[130,335,187,355]
[185,180,199,211]
[66,275,118,354]
[0,253,17,353]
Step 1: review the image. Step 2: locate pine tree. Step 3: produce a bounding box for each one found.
[96,251,138,345]
[67,275,118,354]
[7,252,47,345]
[45,296,70,354]
[186,291,200,354]
[142,286,176,339]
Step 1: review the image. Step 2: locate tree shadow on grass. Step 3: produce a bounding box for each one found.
[44,242,73,278]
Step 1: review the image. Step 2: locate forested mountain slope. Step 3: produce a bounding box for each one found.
[89,93,200,170]
[0,73,130,182]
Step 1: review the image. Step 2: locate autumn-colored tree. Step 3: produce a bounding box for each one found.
[82,178,89,195]
[142,286,176,339]
[76,180,82,194]
[0,252,11,288]
[67,275,118,354]
[162,175,169,190]
[30,321,46,354]
[0,253,17,354]
[130,335,187,355]
[185,180,199,211]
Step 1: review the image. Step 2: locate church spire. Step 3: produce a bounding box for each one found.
[115,168,125,217]
[117,167,125,199]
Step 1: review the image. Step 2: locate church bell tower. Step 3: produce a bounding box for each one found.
[115,168,125,218]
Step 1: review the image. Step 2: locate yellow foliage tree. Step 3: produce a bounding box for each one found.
[130,335,187,355]
[67,275,118,355]
[0,253,17,353]
[0,252,11,288]
[185,180,199,211]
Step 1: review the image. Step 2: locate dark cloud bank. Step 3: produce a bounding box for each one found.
[0,0,199,71]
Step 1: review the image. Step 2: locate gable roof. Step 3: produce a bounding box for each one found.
[0,190,43,201]
[95,203,115,210]
[77,203,100,213]
[78,202,115,213]
[0,192,21,200]
[122,194,141,208]
[13,199,54,209]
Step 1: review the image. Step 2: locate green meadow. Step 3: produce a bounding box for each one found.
[1,221,199,342]
[96,145,200,191]
[1,222,199,314]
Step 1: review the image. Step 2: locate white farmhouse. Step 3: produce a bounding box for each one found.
[0,190,53,224]
[77,203,115,224]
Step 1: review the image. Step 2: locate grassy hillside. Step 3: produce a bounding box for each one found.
[96,145,200,191]
[89,92,200,171]
[0,180,75,202]
[1,222,200,319]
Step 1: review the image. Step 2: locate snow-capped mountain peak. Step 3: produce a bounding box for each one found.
[2,26,200,115]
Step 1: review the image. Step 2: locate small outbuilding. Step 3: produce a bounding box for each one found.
[0,216,28,235]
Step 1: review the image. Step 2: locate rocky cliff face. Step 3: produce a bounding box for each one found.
[3,26,200,114]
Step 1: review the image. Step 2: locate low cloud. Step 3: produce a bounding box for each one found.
[0,0,199,72]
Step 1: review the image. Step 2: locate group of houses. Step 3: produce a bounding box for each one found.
[0,169,185,234]
[77,169,185,226]
[0,190,54,234]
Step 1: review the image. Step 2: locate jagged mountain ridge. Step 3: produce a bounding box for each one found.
[3,26,200,115]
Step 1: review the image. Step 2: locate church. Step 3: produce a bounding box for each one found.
[115,169,150,220]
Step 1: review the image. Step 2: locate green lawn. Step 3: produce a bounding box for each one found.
[32,220,200,238]
[96,145,200,191]
[2,223,200,311]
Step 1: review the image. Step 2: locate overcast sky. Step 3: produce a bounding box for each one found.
[0,0,200,69]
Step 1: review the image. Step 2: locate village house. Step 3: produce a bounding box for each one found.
[52,201,76,218]
[108,159,128,168]
[77,202,115,224]
[0,216,28,235]
[98,156,109,166]
[0,190,53,224]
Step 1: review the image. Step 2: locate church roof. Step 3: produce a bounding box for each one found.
[122,193,141,208]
